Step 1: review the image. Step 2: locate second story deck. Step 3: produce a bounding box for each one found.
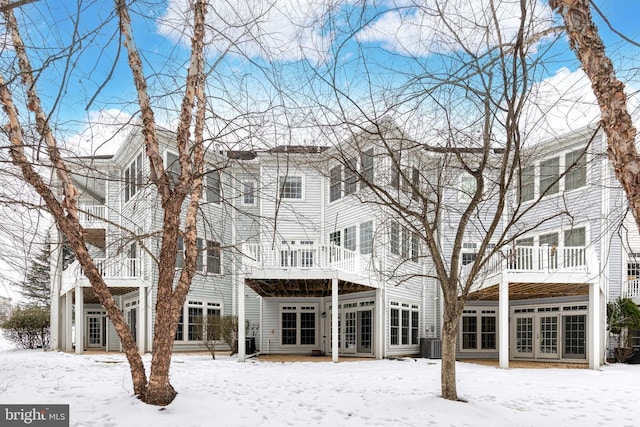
[466,245,599,297]
[60,257,145,295]
[241,243,380,287]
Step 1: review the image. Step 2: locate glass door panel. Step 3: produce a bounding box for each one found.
[357,310,373,354]
[563,315,586,359]
[538,316,559,359]
[344,311,356,354]
[87,316,103,348]
[514,316,534,358]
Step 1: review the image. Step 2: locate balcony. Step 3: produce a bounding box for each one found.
[466,245,596,295]
[623,279,640,301]
[61,257,145,294]
[242,243,376,283]
[79,204,107,228]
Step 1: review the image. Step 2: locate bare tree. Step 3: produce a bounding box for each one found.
[302,0,587,401]
[550,1,640,230]
[0,0,209,405]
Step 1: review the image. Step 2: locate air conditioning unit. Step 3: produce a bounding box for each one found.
[420,338,442,359]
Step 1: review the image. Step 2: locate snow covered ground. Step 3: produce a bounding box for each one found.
[0,335,638,427]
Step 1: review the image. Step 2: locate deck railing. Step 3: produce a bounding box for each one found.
[69,257,143,279]
[623,279,640,299]
[242,243,374,276]
[79,204,107,225]
[467,245,590,280]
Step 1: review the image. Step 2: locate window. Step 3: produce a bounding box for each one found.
[391,155,400,190]
[461,242,477,266]
[206,303,222,341]
[411,167,420,200]
[189,239,221,274]
[540,232,559,268]
[205,170,220,204]
[360,148,374,188]
[279,176,303,200]
[175,312,184,341]
[518,165,535,203]
[188,302,203,341]
[344,226,356,251]
[124,153,143,202]
[174,300,223,342]
[401,309,410,345]
[539,232,558,247]
[628,259,640,280]
[459,174,477,203]
[176,236,184,269]
[360,221,373,255]
[401,227,410,259]
[460,309,497,350]
[390,302,419,346]
[329,231,341,247]
[281,305,316,346]
[206,240,221,274]
[196,238,204,272]
[166,151,180,186]
[344,157,357,195]
[462,316,477,349]
[565,149,587,191]
[390,308,399,345]
[390,222,400,255]
[481,316,496,349]
[564,227,585,247]
[300,311,316,345]
[411,233,419,262]
[411,310,419,345]
[281,310,297,345]
[329,165,342,202]
[540,157,559,196]
[242,181,255,205]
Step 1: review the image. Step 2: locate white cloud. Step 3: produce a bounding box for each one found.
[156,0,335,64]
[356,0,554,57]
[64,110,135,157]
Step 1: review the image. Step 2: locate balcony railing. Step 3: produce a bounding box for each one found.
[242,243,374,277]
[69,257,143,279]
[468,245,590,279]
[79,204,107,226]
[623,279,640,299]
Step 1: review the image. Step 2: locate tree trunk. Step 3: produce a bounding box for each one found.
[551,0,640,231]
[440,302,460,401]
[143,312,177,405]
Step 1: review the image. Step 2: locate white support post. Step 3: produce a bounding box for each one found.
[375,287,384,359]
[498,278,509,369]
[238,278,246,362]
[332,278,339,363]
[589,281,601,370]
[65,291,73,351]
[138,286,146,354]
[75,285,84,354]
[49,226,63,350]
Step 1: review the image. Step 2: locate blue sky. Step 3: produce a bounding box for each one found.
[3,0,640,149]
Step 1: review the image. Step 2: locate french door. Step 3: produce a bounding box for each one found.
[512,310,586,361]
[86,312,106,348]
[329,305,374,356]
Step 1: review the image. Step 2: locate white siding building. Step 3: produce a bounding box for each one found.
[49,123,640,368]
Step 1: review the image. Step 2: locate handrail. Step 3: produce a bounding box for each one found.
[67,257,143,279]
[242,243,373,276]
